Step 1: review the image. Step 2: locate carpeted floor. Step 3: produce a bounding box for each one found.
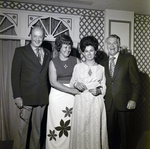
[0,132,150,149]
[0,141,13,149]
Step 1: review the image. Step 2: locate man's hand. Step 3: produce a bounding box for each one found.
[15,97,23,109]
[127,100,136,110]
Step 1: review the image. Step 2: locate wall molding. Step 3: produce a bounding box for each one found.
[0,8,80,46]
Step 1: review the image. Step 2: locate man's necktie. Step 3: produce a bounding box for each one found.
[36,48,42,64]
[109,57,115,78]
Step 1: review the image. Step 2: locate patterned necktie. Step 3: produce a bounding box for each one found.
[109,57,115,78]
[36,48,42,64]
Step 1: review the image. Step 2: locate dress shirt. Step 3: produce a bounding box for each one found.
[32,46,45,64]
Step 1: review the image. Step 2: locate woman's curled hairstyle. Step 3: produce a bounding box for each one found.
[80,36,99,52]
[55,34,73,51]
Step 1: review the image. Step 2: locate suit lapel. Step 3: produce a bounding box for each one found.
[40,48,50,72]
[42,48,49,66]
[104,57,112,82]
[35,47,50,73]
[113,53,124,80]
[25,44,43,68]
[25,44,50,73]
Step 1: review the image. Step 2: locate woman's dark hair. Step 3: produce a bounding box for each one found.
[80,36,99,52]
[55,34,73,51]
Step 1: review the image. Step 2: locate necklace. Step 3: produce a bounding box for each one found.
[84,61,96,76]
[88,68,92,76]
[64,64,68,69]
[59,55,69,69]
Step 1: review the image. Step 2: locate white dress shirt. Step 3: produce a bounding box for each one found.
[32,46,45,64]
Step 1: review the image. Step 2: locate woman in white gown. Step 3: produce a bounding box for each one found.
[46,35,79,149]
[69,36,109,149]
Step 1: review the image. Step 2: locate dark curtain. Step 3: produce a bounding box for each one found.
[0,40,20,141]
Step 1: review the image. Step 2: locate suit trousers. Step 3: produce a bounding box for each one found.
[13,105,46,149]
[106,102,129,149]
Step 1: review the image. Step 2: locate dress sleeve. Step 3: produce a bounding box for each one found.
[100,67,106,96]
[70,64,78,88]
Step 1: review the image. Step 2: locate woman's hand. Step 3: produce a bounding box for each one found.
[89,86,102,96]
[70,88,80,95]
[74,82,87,92]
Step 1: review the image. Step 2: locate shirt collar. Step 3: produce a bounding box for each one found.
[30,44,43,53]
[109,52,119,60]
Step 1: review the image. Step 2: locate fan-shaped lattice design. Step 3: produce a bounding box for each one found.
[0,14,16,35]
[29,16,70,38]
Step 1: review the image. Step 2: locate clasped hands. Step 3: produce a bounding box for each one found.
[74,82,102,96]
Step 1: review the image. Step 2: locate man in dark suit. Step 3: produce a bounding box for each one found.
[101,34,140,149]
[11,26,51,149]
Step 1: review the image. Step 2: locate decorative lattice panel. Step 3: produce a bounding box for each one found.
[0,1,105,51]
[80,14,104,50]
[134,14,150,77]
[0,1,105,62]
[133,14,150,145]
[79,12,105,62]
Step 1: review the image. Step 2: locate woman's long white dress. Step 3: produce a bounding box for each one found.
[69,62,109,149]
[46,56,77,149]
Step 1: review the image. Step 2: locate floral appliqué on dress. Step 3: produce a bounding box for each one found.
[47,106,73,141]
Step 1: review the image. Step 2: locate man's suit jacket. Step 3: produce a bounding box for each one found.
[11,44,51,106]
[101,52,140,111]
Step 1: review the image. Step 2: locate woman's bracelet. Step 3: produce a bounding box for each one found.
[74,82,78,88]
